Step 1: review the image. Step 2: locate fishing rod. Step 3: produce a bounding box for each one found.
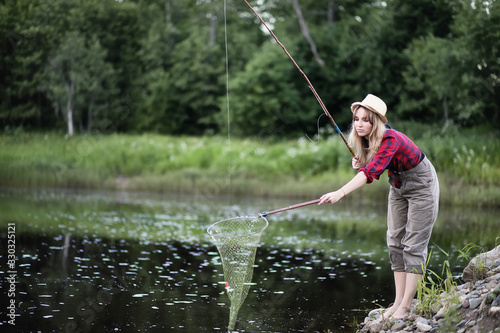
[242,0,355,157]
[259,198,321,218]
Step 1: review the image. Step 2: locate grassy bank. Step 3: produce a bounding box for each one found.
[1,128,499,207]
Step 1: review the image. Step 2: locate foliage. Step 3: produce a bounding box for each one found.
[221,41,315,137]
[400,0,500,126]
[456,243,489,282]
[0,129,499,207]
[41,31,117,135]
[0,0,499,135]
[415,247,460,323]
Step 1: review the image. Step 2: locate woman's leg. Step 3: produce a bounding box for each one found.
[383,271,406,318]
[385,158,439,318]
[385,181,408,317]
[390,272,422,319]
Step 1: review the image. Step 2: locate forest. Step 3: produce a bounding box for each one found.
[1,0,499,138]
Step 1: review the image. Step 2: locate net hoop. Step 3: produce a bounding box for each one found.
[207,216,268,240]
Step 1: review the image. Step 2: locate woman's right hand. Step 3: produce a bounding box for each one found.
[352,157,361,170]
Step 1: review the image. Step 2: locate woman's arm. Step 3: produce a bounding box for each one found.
[318,171,367,204]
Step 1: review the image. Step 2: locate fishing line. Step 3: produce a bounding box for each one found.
[242,0,355,157]
[224,0,233,197]
[304,113,325,144]
[224,0,230,143]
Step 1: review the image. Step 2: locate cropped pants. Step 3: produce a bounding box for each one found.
[387,155,439,274]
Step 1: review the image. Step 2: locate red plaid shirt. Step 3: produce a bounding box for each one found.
[360,129,422,188]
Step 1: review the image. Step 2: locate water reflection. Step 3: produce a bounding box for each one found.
[0,188,498,332]
[2,233,390,332]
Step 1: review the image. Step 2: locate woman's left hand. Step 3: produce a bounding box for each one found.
[319,190,344,205]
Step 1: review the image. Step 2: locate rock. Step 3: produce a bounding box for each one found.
[486,280,497,290]
[460,281,473,291]
[361,246,500,333]
[434,307,446,320]
[469,297,483,309]
[463,245,500,282]
[415,321,432,332]
[415,316,429,325]
[494,284,500,295]
[368,308,384,319]
[391,320,407,331]
[366,319,384,333]
[466,320,476,327]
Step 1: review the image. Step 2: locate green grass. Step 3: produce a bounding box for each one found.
[412,242,493,331]
[416,247,458,318]
[0,128,499,207]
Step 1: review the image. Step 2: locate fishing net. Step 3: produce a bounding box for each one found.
[207,216,268,331]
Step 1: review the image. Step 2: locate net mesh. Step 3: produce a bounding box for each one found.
[207,216,268,331]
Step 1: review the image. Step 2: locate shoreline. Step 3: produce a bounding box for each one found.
[1,132,499,208]
[359,246,500,333]
[0,170,498,208]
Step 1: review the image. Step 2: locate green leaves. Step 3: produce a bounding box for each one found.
[41,31,116,135]
[1,0,499,135]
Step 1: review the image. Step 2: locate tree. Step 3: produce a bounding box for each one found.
[400,0,500,126]
[400,36,463,124]
[79,36,117,133]
[222,41,314,138]
[134,0,266,135]
[1,0,496,135]
[1,0,71,130]
[291,0,325,67]
[450,0,500,125]
[74,0,145,133]
[41,32,114,135]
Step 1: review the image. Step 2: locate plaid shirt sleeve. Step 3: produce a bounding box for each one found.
[360,129,422,185]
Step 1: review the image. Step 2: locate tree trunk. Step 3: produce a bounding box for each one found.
[292,0,325,67]
[328,0,335,26]
[165,0,171,26]
[209,13,217,45]
[88,93,95,133]
[66,81,74,136]
[443,95,448,123]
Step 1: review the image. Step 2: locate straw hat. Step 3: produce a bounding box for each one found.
[350,94,388,123]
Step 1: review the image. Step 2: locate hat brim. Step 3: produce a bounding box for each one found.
[351,102,388,124]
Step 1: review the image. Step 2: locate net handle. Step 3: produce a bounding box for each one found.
[259,198,321,217]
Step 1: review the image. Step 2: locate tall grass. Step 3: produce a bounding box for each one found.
[0,128,499,206]
[416,247,458,319]
[413,241,494,331]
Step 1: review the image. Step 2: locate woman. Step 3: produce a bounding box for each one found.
[319,94,439,319]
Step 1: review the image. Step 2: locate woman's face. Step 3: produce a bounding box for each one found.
[353,107,373,137]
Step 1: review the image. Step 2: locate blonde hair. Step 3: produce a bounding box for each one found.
[348,106,387,167]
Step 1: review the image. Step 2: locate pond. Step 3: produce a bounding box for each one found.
[0,188,498,332]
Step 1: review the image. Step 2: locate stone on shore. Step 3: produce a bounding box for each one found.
[359,245,500,333]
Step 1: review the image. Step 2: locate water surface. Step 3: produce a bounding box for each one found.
[0,188,497,332]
